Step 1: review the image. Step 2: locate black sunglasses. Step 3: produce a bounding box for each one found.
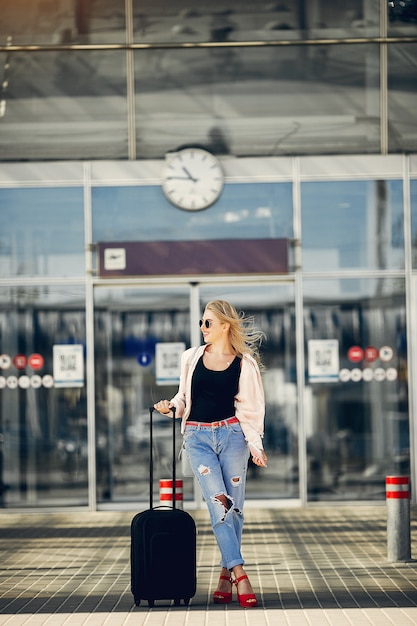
[199,319,212,328]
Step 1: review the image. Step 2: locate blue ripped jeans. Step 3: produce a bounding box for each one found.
[183,420,250,570]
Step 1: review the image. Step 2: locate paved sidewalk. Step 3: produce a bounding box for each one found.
[1,506,417,625]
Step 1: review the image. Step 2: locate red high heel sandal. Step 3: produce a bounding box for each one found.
[212,575,233,604]
[233,574,258,608]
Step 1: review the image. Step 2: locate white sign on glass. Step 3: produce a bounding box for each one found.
[53,344,84,388]
[155,342,185,386]
[308,339,339,383]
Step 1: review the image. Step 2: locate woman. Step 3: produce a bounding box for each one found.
[154,300,267,608]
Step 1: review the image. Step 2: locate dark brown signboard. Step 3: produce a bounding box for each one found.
[97,239,288,277]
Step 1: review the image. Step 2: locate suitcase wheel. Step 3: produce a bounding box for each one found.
[183,598,190,606]
[134,597,141,606]
[148,599,155,608]
[174,598,181,606]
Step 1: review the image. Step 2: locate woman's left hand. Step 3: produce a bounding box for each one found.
[154,400,173,415]
[249,444,268,468]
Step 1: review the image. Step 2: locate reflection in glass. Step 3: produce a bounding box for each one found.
[135,44,380,158]
[411,179,417,268]
[133,0,380,43]
[0,51,128,161]
[92,182,293,242]
[93,283,299,504]
[0,187,85,278]
[0,286,87,508]
[304,277,408,502]
[388,0,417,35]
[301,179,404,271]
[94,287,190,504]
[0,0,126,45]
[200,284,298,500]
[388,44,417,153]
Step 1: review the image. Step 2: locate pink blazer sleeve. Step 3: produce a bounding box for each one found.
[234,354,265,450]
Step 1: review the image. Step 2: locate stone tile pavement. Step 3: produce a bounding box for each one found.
[1,506,417,625]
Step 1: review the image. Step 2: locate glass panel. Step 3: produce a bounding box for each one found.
[304,277,408,502]
[388,1,417,35]
[0,285,87,508]
[133,0,380,43]
[411,179,417,268]
[301,179,404,271]
[92,183,293,241]
[135,44,380,158]
[199,284,299,500]
[94,286,191,505]
[388,44,417,153]
[0,51,127,161]
[0,0,126,45]
[0,187,85,278]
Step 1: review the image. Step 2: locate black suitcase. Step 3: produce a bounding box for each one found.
[130,407,197,607]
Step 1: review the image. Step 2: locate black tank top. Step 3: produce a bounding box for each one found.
[188,355,241,423]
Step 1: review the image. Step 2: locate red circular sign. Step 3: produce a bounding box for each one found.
[364,346,379,362]
[347,346,364,363]
[13,354,27,370]
[28,353,44,370]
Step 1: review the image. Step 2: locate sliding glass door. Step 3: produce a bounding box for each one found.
[93,281,299,506]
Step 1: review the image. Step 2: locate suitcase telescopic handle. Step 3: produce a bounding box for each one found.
[171,406,177,509]
[149,406,154,509]
[148,405,177,510]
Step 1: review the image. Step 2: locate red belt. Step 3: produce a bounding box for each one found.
[185,416,239,429]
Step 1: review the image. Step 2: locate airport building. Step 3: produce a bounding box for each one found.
[1,0,417,509]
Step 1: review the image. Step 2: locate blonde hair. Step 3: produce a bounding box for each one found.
[205,300,265,368]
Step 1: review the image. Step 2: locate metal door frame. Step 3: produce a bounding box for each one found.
[88,276,304,510]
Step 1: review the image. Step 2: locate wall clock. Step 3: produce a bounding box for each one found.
[161,148,224,211]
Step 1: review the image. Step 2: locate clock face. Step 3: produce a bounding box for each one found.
[162,148,224,211]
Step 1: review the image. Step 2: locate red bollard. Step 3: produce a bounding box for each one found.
[159,478,183,509]
[386,476,411,562]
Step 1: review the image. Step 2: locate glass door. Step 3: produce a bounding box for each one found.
[0,285,88,508]
[93,281,299,507]
[303,277,409,501]
[199,284,299,501]
[94,285,191,505]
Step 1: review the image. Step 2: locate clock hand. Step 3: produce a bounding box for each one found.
[166,176,196,181]
[182,166,198,183]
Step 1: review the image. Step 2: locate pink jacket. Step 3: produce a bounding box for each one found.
[170,345,265,450]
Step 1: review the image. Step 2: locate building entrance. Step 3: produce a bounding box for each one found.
[93,281,300,507]
[0,276,409,509]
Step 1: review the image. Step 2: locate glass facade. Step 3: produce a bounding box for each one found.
[199,283,298,500]
[411,178,417,267]
[92,183,293,242]
[304,277,408,501]
[94,286,191,504]
[1,155,416,509]
[388,43,417,153]
[1,0,417,160]
[93,281,298,505]
[0,0,416,510]
[0,50,128,161]
[0,285,87,507]
[132,0,381,44]
[134,42,381,159]
[301,180,404,271]
[0,187,85,277]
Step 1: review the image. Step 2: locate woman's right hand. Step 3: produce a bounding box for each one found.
[154,400,173,415]
[249,444,268,468]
